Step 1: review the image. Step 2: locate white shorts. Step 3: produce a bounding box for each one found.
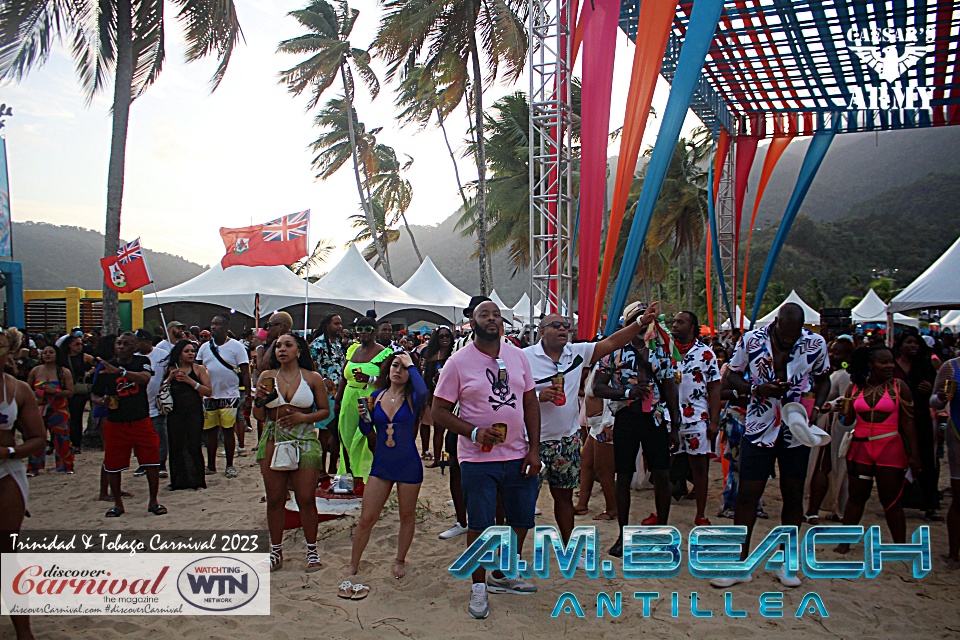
[676,420,712,455]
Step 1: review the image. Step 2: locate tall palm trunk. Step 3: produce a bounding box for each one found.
[399,211,423,263]
[102,0,135,335]
[438,110,471,213]
[361,162,394,282]
[341,64,390,281]
[466,3,490,295]
[686,244,695,310]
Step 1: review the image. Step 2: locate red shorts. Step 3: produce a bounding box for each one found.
[102,418,160,473]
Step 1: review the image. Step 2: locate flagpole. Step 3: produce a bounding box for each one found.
[149,280,168,335]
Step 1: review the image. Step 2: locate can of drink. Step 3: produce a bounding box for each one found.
[552,373,565,406]
[262,377,276,395]
[106,395,119,410]
[945,379,958,402]
[841,396,853,416]
[358,397,373,422]
[482,422,508,452]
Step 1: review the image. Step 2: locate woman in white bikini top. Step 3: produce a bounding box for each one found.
[0,328,46,640]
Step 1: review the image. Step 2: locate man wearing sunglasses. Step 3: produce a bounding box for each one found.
[524,302,662,553]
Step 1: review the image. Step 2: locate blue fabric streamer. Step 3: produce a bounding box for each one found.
[604,0,726,334]
[749,121,839,327]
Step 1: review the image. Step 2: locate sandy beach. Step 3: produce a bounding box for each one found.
[13,445,960,640]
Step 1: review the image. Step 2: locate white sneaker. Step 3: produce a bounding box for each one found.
[446,499,455,506]
[709,575,753,588]
[469,583,489,619]
[534,507,543,516]
[236,446,247,457]
[439,522,469,540]
[775,565,802,588]
[486,574,537,594]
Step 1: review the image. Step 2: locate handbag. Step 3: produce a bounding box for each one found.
[270,440,300,471]
[838,429,854,458]
[156,379,174,415]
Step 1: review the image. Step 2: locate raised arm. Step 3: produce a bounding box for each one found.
[591,302,660,365]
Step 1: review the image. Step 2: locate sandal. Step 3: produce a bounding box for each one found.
[421,450,433,461]
[148,504,168,516]
[351,583,370,600]
[924,510,945,522]
[574,507,589,516]
[269,544,283,573]
[306,543,323,572]
[592,511,617,521]
[804,514,820,525]
[337,580,354,599]
[105,507,124,517]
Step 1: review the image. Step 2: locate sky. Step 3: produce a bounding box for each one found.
[1,0,703,272]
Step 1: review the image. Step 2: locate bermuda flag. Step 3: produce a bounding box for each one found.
[220,210,310,268]
[100,238,152,293]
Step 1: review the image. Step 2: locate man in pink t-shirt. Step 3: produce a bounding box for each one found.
[433,301,541,620]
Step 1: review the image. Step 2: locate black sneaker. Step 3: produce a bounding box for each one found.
[133,467,147,477]
[608,539,623,558]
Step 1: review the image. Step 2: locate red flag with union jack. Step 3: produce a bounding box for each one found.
[220,210,310,268]
[100,238,152,293]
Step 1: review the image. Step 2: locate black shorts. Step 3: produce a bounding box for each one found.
[739,438,810,481]
[613,409,670,474]
[445,429,459,465]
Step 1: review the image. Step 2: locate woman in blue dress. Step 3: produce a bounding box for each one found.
[342,351,426,587]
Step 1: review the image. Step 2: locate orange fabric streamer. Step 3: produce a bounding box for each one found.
[572,0,584,64]
[705,129,729,336]
[738,116,797,330]
[592,0,676,326]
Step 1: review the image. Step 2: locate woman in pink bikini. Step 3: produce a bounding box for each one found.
[834,345,921,552]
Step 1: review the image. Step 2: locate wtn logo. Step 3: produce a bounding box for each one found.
[186,573,248,596]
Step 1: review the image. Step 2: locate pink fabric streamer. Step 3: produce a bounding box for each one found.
[577,0,620,339]
[732,134,759,289]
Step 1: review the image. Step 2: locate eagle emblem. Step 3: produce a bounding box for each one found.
[850,44,934,83]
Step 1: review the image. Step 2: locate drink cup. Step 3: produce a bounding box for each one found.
[841,396,853,416]
[552,374,565,406]
[358,397,372,422]
[262,377,276,395]
[945,379,958,402]
[106,395,119,410]
[482,422,508,452]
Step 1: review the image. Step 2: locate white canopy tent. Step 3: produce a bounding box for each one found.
[511,293,542,325]
[852,289,919,328]
[487,289,515,323]
[399,256,471,321]
[316,245,461,321]
[939,310,960,331]
[146,263,356,317]
[719,305,748,331]
[888,235,960,313]
[754,290,821,327]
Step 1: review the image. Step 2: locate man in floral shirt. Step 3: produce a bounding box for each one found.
[310,313,345,475]
[593,303,681,558]
[715,303,830,589]
[671,311,721,526]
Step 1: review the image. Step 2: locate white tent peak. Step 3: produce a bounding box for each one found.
[755,290,820,327]
[851,289,920,328]
[318,244,408,301]
[889,234,960,313]
[399,257,470,309]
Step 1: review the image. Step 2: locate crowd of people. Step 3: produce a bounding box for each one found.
[2,297,959,634]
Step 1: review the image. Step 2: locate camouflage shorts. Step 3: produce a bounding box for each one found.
[539,432,582,490]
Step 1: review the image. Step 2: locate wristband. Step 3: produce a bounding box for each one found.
[5,446,14,459]
[193,381,201,390]
[621,389,629,401]
[636,316,649,329]
[471,427,479,444]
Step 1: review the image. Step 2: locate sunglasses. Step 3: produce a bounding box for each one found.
[357,327,375,334]
[266,321,284,327]
[547,321,571,330]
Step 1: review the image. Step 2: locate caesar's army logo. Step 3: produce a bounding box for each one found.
[841,25,935,111]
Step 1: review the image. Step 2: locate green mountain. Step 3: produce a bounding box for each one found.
[742,171,960,307]
[10,221,207,291]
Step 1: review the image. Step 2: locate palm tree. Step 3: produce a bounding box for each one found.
[645,128,712,309]
[289,239,335,279]
[348,199,400,267]
[0,0,242,333]
[394,62,471,217]
[305,95,395,281]
[277,0,388,277]
[368,144,423,263]
[375,0,529,295]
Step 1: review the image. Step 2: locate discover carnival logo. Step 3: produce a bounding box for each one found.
[841,24,935,111]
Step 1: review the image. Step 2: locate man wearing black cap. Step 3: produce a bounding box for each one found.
[134,329,170,478]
